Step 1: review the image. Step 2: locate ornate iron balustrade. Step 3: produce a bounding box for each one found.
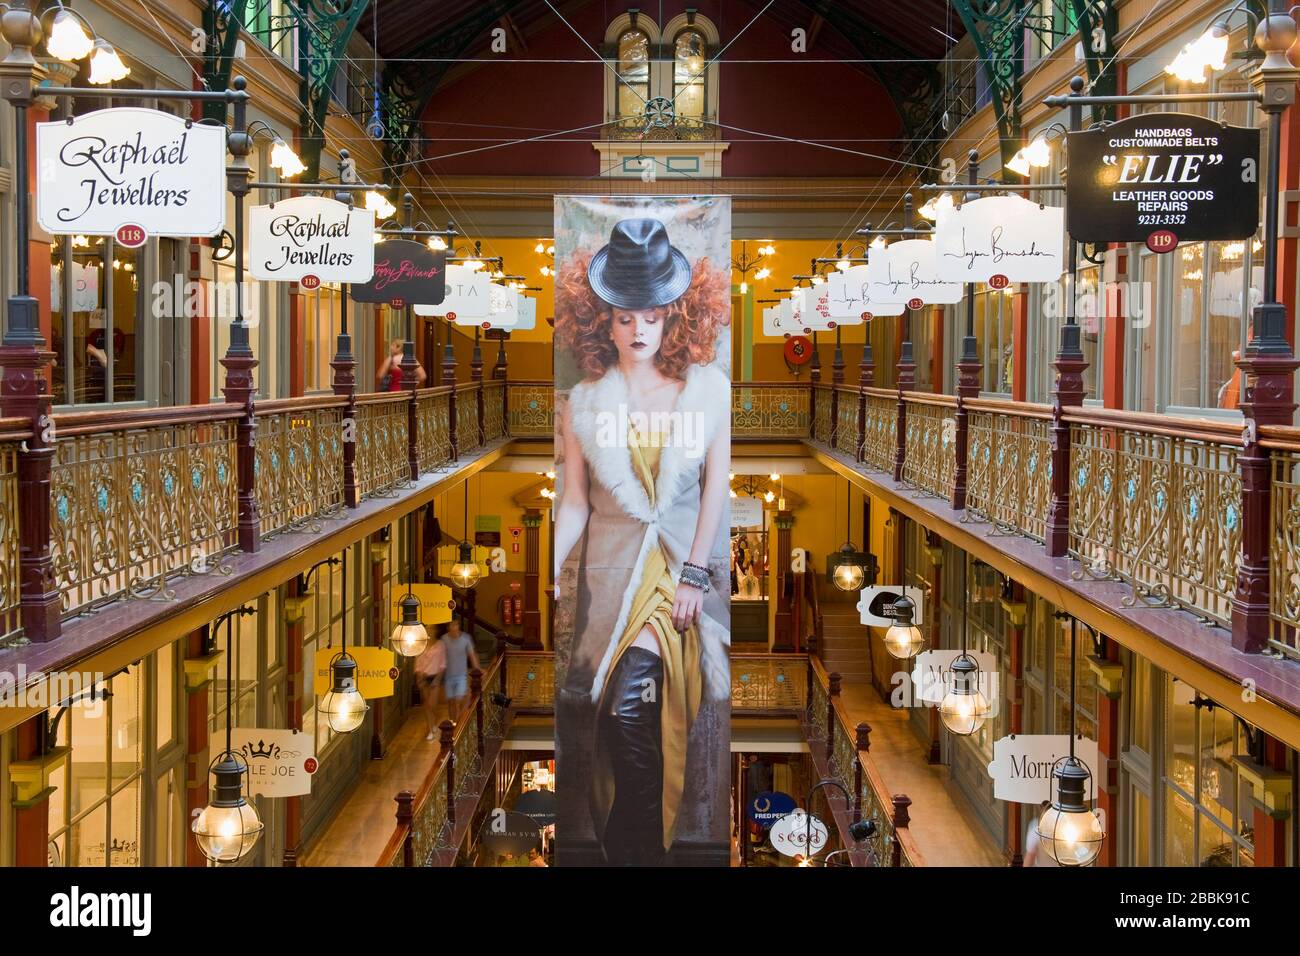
[0,429,25,644]
[1263,431,1300,657]
[49,407,241,617]
[507,382,553,437]
[901,394,957,500]
[254,398,345,538]
[965,401,1053,543]
[812,385,834,444]
[456,383,481,453]
[504,651,556,711]
[415,387,454,474]
[1067,411,1242,625]
[732,382,810,439]
[354,393,410,499]
[834,386,859,458]
[861,389,897,474]
[731,653,808,714]
[482,380,506,443]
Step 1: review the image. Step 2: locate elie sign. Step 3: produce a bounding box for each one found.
[248,195,374,284]
[1066,113,1259,245]
[37,107,226,238]
[351,239,446,307]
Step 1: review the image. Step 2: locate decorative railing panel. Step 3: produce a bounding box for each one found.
[507,382,553,436]
[732,382,810,438]
[730,654,807,713]
[965,403,1052,543]
[834,387,859,458]
[1264,437,1300,656]
[0,434,24,642]
[861,390,897,474]
[456,383,480,452]
[505,651,556,710]
[255,399,345,538]
[482,381,506,442]
[50,409,240,616]
[901,395,956,500]
[354,394,409,499]
[813,385,833,444]
[416,388,453,475]
[1068,415,1242,624]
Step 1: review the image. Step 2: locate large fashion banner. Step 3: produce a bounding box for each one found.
[553,196,731,865]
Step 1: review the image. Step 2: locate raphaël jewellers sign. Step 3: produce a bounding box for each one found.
[934,195,1064,283]
[248,195,374,284]
[37,107,226,238]
[232,727,317,798]
[986,734,1100,804]
[1066,112,1259,246]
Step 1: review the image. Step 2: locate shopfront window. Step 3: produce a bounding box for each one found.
[1162,676,1255,866]
[673,30,707,119]
[615,29,650,119]
[972,285,1014,395]
[47,667,143,866]
[303,283,342,393]
[301,547,357,754]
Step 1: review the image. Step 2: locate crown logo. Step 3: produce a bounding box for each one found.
[242,739,281,760]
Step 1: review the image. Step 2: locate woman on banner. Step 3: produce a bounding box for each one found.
[553,217,731,865]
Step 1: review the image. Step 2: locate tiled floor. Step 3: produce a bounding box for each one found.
[300,702,450,867]
[838,680,1006,867]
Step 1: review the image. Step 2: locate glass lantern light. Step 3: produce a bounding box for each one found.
[391,592,430,657]
[939,652,991,736]
[1038,756,1105,866]
[319,653,369,733]
[450,540,484,589]
[829,542,868,592]
[883,593,926,660]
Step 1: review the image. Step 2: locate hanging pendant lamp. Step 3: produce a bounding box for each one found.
[390,514,429,657]
[319,548,370,733]
[939,553,990,735]
[883,519,925,659]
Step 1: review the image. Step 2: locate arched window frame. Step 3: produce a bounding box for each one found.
[601,14,720,125]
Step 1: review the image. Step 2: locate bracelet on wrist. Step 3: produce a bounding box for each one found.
[678,564,712,593]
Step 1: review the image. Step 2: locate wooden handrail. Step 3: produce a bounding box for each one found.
[354,390,413,407]
[901,390,958,408]
[862,387,896,401]
[964,397,1053,419]
[253,394,348,415]
[52,403,244,437]
[1062,405,1245,446]
[375,653,504,866]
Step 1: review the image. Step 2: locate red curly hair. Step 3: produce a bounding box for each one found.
[554,248,729,381]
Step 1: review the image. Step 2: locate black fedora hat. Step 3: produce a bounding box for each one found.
[587,218,692,310]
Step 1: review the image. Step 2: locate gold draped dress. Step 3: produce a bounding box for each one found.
[592,424,705,852]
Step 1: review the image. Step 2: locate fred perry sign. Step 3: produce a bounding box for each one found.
[37,107,227,238]
[1066,112,1259,244]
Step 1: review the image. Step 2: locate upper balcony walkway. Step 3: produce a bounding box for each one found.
[0,376,1298,751]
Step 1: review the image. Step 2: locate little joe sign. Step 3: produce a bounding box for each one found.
[249,195,374,284]
[1066,112,1259,246]
[37,107,226,238]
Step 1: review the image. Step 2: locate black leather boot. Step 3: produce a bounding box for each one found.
[598,646,665,865]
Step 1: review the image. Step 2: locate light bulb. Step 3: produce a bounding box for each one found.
[870,235,886,251]
[365,190,396,220]
[87,38,130,85]
[740,280,749,294]
[1165,24,1229,84]
[764,491,775,503]
[939,655,990,735]
[769,472,780,481]
[391,595,430,657]
[1023,136,1052,168]
[535,241,545,253]
[833,562,864,592]
[451,542,483,588]
[320,656,369,733]
[836,259,851,271]
[429,235,448,251]
[192,755,264,864]
[729,489,737,498]
[269,137,305,178]
[46,9,94,62]
[754,267,771,280]
[1006,148,1032,177]
[463,259,483,271]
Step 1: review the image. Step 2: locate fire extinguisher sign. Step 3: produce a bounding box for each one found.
[509,526,523,554]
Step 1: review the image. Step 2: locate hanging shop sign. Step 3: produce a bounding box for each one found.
[37,107,227,238]
[748,790,797,829]
[865,239,963,305]
[351,239,446,307]
[483,284,520,328]
[480,810,543,857]
[232,727,316,798]
[1065,112,1260,246]
[417,263,490,319]
[793,286,838,331]
[731,495,764,529]
[769,809,828,858]
[934,195,1065,283]
[762,300,806,337]
[827,265,905,320]
[389,582,455,627]
[514,295,538,330]
[515,788,558,827]
[313,646,398,699]
[248,195,374,284]
[909,649,1000,713]
[857,584,925,627]
[986,734,1100,804]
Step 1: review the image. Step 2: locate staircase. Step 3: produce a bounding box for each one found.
[817,595,873,684]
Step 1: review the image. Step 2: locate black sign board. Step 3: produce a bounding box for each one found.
[1066,113,1259,246]
[351,239,446,307]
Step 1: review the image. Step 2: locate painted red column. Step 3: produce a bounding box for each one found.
[1250,737,1290,866]
[1011,287,1028,402]
[12,717,50,866]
